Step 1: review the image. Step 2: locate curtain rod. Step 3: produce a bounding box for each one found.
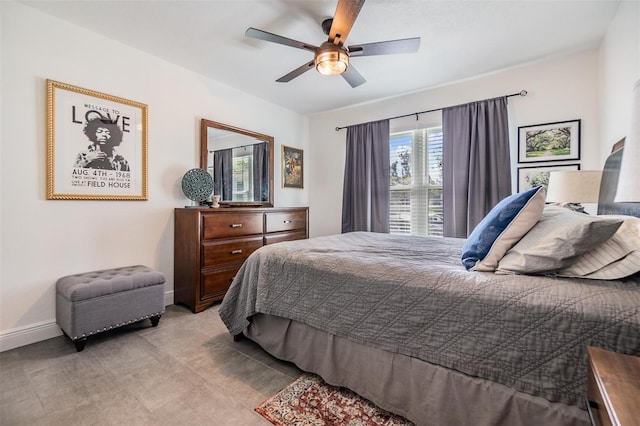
[334,90,527,131]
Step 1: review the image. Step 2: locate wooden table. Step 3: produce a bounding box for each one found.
[586,346,640,426]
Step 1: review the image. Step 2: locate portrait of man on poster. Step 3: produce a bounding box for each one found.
[74,117,130,171]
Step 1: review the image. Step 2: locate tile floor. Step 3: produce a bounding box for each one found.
[0,303,302,425]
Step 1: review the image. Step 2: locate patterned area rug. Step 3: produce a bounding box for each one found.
[255,373,414,426]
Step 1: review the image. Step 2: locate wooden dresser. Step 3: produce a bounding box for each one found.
[586,346,640,426]
[174,207,308,313]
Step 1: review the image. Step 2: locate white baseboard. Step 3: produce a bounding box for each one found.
[0,291,176,352]
[165,290,174,306]
[0,320,62,352]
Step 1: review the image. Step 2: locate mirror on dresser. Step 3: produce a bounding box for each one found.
[200,119,274,207]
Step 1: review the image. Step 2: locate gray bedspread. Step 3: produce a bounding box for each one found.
[219,232,640,405]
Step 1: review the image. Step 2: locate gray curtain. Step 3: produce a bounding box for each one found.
[253,142,268,201]
[442,97,511,238]
[213,149,233,200]
[342,120,390,233]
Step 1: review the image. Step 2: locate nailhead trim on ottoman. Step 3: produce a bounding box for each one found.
[56,265,165,352]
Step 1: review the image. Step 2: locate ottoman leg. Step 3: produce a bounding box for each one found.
[150,315,161,327]
[73,338,87,352]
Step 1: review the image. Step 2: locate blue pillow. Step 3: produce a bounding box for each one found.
[461,186,545,271]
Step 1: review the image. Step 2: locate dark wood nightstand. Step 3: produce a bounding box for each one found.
[586,346,640,426]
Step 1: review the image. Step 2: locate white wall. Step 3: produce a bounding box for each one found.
[0,1,309,351]
[598,0,640,160]
[0,0,4,350]
[309,51,602,237]
[3,1,637,351]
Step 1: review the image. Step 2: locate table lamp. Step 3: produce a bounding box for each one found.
[546,170,603,213]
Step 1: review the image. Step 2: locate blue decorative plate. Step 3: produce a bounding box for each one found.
[181,168,213,203]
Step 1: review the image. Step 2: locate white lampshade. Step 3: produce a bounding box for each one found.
[614,78,640,202]
[546,170,603,203]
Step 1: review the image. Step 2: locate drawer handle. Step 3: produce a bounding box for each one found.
[283,220,292,224]
[231,249,243,255]
[230,223,243,228]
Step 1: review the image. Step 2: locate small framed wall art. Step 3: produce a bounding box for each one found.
[517,163,580,192]
[518,119,581,163]
[46,79,148,200]
[282,145,303,189]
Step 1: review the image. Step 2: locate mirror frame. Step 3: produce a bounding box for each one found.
[200,119,274,207]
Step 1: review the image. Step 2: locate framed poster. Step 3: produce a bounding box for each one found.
[46,79,148,200]
[517,163,580,192]
[518,119,580,163]
[282,145,303,189]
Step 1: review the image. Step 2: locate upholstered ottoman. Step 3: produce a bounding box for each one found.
[56,265,165,352]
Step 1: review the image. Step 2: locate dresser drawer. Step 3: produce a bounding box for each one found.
[265,211,307,234]
[202,212,263,239]
[201,265,240,301]
[264,230,307,245]
[202,236,263,268]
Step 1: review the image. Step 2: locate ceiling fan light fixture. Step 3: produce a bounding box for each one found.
[246,0,420,87]
[315,45,349,75]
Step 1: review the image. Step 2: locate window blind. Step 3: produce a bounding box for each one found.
[390,127,443,236]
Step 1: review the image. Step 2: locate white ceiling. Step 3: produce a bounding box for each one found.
[20,0,621,115]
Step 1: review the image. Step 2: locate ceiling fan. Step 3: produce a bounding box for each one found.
[245,0,421,88]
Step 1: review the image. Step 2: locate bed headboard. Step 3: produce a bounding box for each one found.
[597,140,640,217]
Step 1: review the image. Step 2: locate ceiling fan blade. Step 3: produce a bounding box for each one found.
[349,37,421,57]
[329,0,365,46]
[246,28,317,52]
[276,60,316,83]
[342,64,366,88]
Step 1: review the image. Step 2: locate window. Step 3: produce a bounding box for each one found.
[232,153,254,202]
[390,127,443,236]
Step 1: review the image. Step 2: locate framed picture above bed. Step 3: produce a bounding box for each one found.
[517,163,580,192]
[518,119,581,163]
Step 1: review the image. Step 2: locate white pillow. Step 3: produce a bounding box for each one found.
[570,252,640,280]
[556,215,640,280]
[496,206,624,275]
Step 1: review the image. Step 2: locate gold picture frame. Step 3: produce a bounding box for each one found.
[282,145,303,189]
[46,79,148,200]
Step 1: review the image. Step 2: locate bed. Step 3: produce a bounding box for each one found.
[219,147,640,426]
